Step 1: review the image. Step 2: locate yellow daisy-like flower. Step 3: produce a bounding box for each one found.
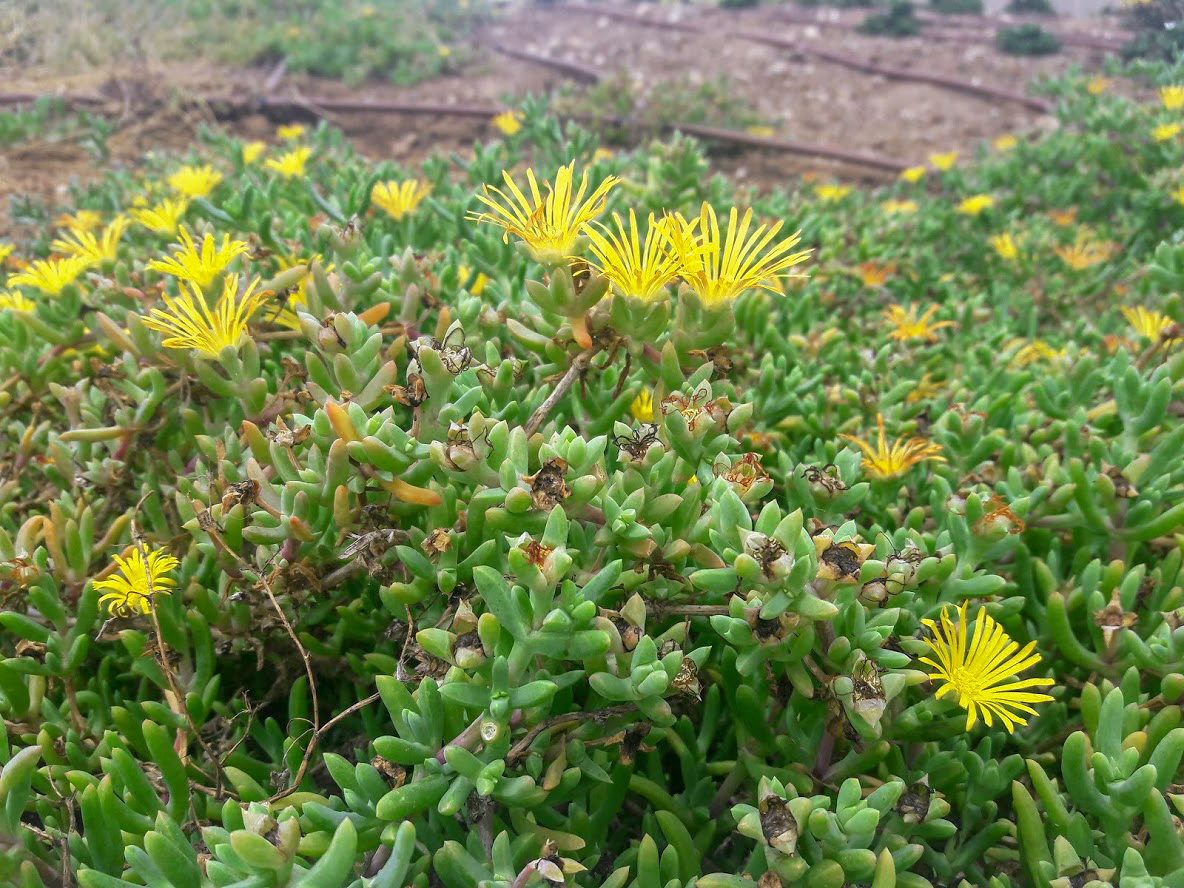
[1055,232,1112,270]
[666,203,811,308]
[919,603,1054,732]
[814,183,852,201]
[1154,123,1181,142]
[8,256,91,295]
[277,123,307,141]
[630,388,655,422]
[0,244,13,266]
[1086,76,1110,95]
[242,140,267,165]
[456,264,489,297]
[883,304,954,342]
[0,290,36,313]
[993,134,1018,152]
[1009,338,1066,367]
[905,373,943,404]
[51,217,127,268]
[584,209,682,303]
[94,547,180,617]
[167,165,223,199]
[1161,85,1184,111]
[53,209,103,232]
[265,147,313,179]
[882,199,918,215]
[1122,306,1177,341]
[929,151,958,171]
[470,162,620,264]
[900,166,926,183]
[141,273,268,359]
[146,229,250,291]
[956,194,994,215]
[132,198,190,235]
[492,110,523,136]
[1175,186,1184,206]
[371,179,432,221]
[841,413,944,480]
[989,233,1019,261]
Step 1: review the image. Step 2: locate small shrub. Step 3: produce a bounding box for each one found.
[929,0,984,14]
[1005,0,1056,14]
[996,23,1061,56]
[858,1,922,37]
[1122,0,1184,61]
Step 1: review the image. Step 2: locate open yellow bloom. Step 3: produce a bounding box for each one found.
[841,413,944,480]
[956,194,994,215]
[242,140,267,165]
[265,147,312,179]
[1175,187,1184,206]
[666,203,811,307]
[630,388,655,422]
[989,233,1019,261]
[919,603,1054,732]
[1055,232,1112,270]
[54,209,103,232]
[146,228,249,290]
[1154,123,1182,142]
[51,218,127,268]
[929,151,958,171]
[900,166,926,183]
[8,256,91,295]
[372,180,432,221]
[141,273,268,358]
[882,199,918,215]
[1161,85,1184,111]
[167,164,223,199]
[492,110,523,136]
[993,134,1018,152]
[883,304,953,342]
[0,244,13,266]
[132,198,190,235]
[1122,306,1178,341]
[1086,76,1110,95]
[857,261,895,288]
[277,123,307,141]
[94,548,179,617]
[814,183,852,201]
[470,162,619,264]
[584,209,682,303]
[1010,338,1066,367]
[0,291,36,313]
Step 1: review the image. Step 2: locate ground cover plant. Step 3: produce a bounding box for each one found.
[1,56,1184,888]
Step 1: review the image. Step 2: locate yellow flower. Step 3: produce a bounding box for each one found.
[584,209,682,303]
[745,124,776,138]
[900,166,926,183]
[883,304,953,342]
[167,164,223,199]
[0,244,12,266]
[141,273,268,358]
[94,548,179,617]
[630,388,655,422]
[437,45,452,58]
[841,413,944,480]
[1086,76,1111,95]
[8,256,91,295]
[470,162,620,264]
[905,373,943,404]
[1047,207,1077,227]
[146,228,250,290]
[132,198,190,235]
[929,151,958,171]
[666,203,811,308]
[371,179,432,221]
[242,140,267,165]
[0,290,36,313]
[1055,231,1112,270]
[1010,338,1066,367]
[919,603,1054,732]
[1154,122,1181,142]
[265,147,312,179]
[956,194,994,215]
[53,209,103,232]
[456,264,488,297]
[993,134,1018,152]
[1122,306,1177,341]
[857,261,895,288]
[989,233,1019,261]
[492,110,524,136]
[1175,186,1184,206]
[1161,85,1184,111]
[51,218,127,268]
[882,199,918,215]
[277,123,307,141]
[592,147,614,163]
[814,183,852,201]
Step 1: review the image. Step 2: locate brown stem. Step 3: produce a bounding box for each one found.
[525,343,605,437]
[506,704,639,765]
[436,714,489,765]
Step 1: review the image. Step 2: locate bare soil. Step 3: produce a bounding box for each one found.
[0,0,1130,226]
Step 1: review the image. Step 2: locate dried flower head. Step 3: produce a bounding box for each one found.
[919,603,1054,731]
[94,548,179,617]
[841,413,944,480]
[141,273,268,359]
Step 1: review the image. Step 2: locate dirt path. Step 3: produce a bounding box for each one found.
[0,0,1127,225]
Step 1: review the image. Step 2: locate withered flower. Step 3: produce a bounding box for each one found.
[896,777,931,824]
[849,655,887,727]
[524,457,571,511]
[1094,589,1137,647]
[387,373,428,408]
[713,453,770,493]
[520,539,555,568]
[801,463,848,496]
[758,793,799,856]
[421,529,452,558]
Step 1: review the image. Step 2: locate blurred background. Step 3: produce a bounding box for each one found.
[0,0,1157,224]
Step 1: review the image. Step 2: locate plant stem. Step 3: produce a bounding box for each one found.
[525,343,605,437]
